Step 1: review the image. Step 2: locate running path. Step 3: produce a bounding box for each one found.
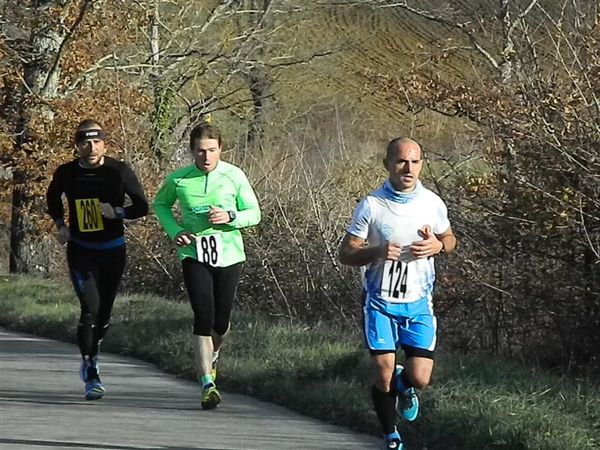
[0,328,379,450]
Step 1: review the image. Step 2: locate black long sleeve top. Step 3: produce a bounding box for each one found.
[46,156,148,245]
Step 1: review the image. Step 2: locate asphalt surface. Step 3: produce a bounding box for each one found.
[0,328,380,450]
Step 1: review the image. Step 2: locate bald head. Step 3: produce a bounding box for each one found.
[386,137,421,161]
[384,137,423,192]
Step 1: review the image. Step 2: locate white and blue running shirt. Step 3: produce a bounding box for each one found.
[347,179,450,304]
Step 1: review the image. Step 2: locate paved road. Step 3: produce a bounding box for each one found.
[0,328,380,450]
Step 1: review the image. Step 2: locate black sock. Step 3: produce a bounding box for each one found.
[371,385,397,434]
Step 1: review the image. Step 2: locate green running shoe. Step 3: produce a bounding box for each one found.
[201,383,221,410]
[211,356,219,382]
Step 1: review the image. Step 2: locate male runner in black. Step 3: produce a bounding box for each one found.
[46,119,148,400]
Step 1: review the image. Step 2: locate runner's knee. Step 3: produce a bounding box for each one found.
[212,318,230,336]
[193,317,213,336]
[79,312,96,328]
[373,363,395,392]
[402,364,432,390]
[410,372,431,390]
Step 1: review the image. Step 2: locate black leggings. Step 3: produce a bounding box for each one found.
[181,258,243,336]
[67,242,126,359]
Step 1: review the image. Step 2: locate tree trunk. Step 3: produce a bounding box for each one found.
[148,1,175,163]
[246,66,274,150]
[240,0,274,150]
[6,3,69,274]
[9,169,51,274]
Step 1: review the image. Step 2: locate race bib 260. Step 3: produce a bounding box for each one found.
[75,198,104,232]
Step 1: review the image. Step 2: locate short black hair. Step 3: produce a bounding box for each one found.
[76,119,103,131]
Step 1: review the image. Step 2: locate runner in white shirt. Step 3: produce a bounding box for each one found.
[339,137,456,450]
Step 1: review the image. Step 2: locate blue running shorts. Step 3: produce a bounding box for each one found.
[363,295,437,356]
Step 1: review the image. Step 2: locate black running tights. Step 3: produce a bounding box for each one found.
[67,242,126,359]
[181,258,243,336]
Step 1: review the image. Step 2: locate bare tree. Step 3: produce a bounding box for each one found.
[332,0,540,82]
[345,0,600,364]
[127,0,336,161]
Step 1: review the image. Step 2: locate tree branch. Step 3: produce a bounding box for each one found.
[41,0,94,97]
[265,49,335,68]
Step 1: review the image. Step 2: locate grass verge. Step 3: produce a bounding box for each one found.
[0,275,598,450]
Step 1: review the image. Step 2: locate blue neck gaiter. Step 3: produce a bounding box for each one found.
[383,179,422,204]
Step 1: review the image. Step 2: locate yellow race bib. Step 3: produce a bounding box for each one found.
[75,198,104,232]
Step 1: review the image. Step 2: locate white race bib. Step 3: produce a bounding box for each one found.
[380,260,409,301]
[195,234,223,266]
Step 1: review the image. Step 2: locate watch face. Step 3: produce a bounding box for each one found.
[229,211,236,221]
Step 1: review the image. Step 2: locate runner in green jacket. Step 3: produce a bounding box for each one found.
[153,122,260,409]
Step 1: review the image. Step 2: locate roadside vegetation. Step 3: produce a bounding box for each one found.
[1,275,598,450]
[3,2,600,448]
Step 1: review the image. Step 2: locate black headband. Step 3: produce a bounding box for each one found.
[75,129,107,144]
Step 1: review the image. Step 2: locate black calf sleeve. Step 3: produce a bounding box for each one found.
[95,322,110,342]
[371,385,397,434]
[77,313,96,359]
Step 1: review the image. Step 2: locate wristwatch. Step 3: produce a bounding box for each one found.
[227,210,237,222]
[114,207,125,220]
[439,241,446,254]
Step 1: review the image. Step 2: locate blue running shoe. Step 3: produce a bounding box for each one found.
[80,356,99,382]
[84,366,105,401]
[399,387,419,422]
[383,438,404,449]
[395,365,419,422]
[85,379,105,400]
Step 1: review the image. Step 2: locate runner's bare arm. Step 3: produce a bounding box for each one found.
[339,233,401,266]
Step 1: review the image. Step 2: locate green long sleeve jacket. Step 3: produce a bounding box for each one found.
[153,161,261,267]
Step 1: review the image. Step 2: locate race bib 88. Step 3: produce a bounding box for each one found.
[195,233,223,266]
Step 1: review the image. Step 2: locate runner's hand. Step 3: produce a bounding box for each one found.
[174,231,195,247]
[99,202,117,219]
[410,225,443,258]
[56,225,70,245]
[208,206,230,225]
[380,241,402,261]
